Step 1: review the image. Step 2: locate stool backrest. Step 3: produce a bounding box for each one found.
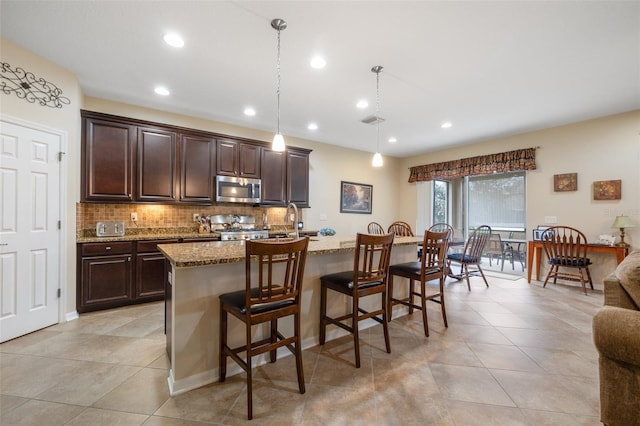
[421,230,450,274]
[353,232,395,289]
[245,237,309,313]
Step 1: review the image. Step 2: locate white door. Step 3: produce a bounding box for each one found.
[0,119,61,343]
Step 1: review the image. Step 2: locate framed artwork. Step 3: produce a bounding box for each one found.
[340,181,372,214]
[593,179,621,200]
[554,173,577,192]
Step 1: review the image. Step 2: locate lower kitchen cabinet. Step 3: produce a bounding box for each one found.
[77,242,134,313]
[135,239,178,300]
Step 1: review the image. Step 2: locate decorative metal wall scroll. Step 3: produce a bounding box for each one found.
[1,62,71,108]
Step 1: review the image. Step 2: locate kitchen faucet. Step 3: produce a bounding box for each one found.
[285,202,299,239]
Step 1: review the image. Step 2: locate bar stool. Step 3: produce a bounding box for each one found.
[388,230,449,337]
[319,232,395,368]
[218,237,309,420]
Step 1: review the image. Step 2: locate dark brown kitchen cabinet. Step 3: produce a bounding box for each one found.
[77,242,134,313]
[137,127,177,202]
[287,150,310,207]
[135,239,178,300]
[82,117,135,202]
[216,139,261,178]
[179,135,216,203]
[260,148,287,205]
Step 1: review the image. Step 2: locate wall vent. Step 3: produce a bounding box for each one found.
[361,115,385,125]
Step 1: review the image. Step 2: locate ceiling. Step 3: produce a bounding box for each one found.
[2,1,639,158]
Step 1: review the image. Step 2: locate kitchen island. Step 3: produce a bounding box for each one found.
[159,235,420,395]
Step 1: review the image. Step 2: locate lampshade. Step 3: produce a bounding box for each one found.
[372,152,383,167]
[272,133,285,152]
[612,215,635,229]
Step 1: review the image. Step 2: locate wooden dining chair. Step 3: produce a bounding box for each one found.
[446,225,492,290]
[367,221,385,234]
[541,225,593,294]
[219,237,309,420]
[388,230,450,337]
[319,232,395,368]
[387,221,414,236]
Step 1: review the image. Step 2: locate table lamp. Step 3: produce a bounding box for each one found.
[611,215,635,247]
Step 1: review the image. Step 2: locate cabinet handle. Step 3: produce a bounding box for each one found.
[105,246,111,251]
[0,243,8,246]
[127,256,131,262]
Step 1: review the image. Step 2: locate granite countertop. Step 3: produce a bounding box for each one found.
[158,236,421,268]
[76,227,318,243]
[76,227,221,243]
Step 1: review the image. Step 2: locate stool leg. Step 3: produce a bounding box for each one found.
[382,290,391,353]
[270,319,277,363]
[219,306,227,382]
[319,284,327,345]
[353,294,361,368]
[294,311,305,394]
[246,322,253,420]
[420,280,429,337]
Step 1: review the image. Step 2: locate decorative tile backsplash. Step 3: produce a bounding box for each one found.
[76,203,296,233]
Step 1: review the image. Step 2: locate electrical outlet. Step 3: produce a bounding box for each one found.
[544,216,557,224]
[193,213,200,222]
[319,213,328,221]
[130,212,138,222]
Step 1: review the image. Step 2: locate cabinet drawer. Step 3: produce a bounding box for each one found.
[137,239,179,253]
[81,241,133,256]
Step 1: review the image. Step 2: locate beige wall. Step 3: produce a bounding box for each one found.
[4,37,637,316]
[0,38,82,317]
[400,110,640,284]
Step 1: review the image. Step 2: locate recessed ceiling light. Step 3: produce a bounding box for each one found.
[310,56,326,69]
[154,86,170,96]
[356,100,368,109]
[307,122,318,130]
[244,107,256,116]
[163,33,184,48]
[388,137,397,143]
[441,121,452,129]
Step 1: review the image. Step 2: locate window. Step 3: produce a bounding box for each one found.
[433,180,449,224]
[467,172,526,231]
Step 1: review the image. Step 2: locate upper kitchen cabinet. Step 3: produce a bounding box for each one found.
[137,127,177,202]
[82,116,135,202]
[216,139,261,178]
[178,134,216,204]
[287,149,310,208]
[261,147,311,207]
[260,148,287,205]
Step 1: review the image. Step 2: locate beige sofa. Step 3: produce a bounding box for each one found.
[592,250,640,426]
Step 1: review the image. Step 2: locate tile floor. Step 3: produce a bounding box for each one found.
[1,274,604,425]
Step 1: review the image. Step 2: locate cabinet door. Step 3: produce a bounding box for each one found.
[260,149,287,205]
[287,150,310,207]
[216,139,237,176]
[238,143,261,178]
[137,127,177,202]
[136,253,168,300]
[79,255,132,313]
[216,140,261,178]
[179,135,215,203]
[82,117,135,201]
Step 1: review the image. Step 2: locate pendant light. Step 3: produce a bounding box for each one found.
[371,65,384,167]
[271,18,287,152]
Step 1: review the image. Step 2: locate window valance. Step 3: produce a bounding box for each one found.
[408,147,537,182]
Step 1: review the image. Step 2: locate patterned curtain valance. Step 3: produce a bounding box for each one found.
[408,147,537,182]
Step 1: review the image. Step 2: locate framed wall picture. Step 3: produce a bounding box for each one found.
[553,173,577,192]
[340,181,372,214]
[593,179,621,200]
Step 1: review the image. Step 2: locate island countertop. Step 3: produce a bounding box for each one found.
[158,235,420,268]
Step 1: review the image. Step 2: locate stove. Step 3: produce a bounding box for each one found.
[218,228,269,241]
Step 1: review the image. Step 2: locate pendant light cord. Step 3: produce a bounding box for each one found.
[376,69,380,153]
[276,27,281,135]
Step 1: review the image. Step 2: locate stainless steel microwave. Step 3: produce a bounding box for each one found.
[215,175,261,204]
